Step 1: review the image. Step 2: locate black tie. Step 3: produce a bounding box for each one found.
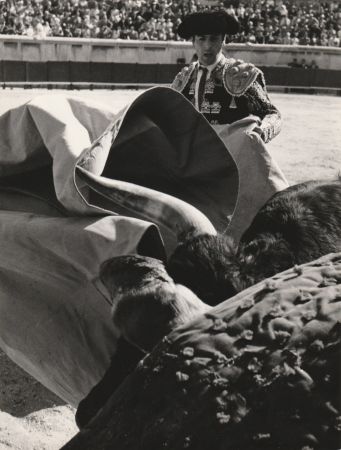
[198,66,208,110]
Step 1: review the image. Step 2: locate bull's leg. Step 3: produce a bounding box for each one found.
[76,338,144,429]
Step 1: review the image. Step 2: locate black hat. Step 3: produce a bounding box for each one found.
[177,10,240,40]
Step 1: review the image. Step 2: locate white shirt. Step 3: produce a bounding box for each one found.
[194,53,224,110]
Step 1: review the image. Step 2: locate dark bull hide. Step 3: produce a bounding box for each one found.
[168,179,341,304]
[77,179,341,428]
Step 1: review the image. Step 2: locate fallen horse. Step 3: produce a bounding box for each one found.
[63,252,341,450]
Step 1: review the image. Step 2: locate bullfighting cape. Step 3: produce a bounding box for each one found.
[0,87,288,406]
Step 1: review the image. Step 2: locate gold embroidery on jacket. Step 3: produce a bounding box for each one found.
[171,63,196,92]
[205,78,215,94]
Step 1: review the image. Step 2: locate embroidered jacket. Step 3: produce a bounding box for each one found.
[171,56,281,143]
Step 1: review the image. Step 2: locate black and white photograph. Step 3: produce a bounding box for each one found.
[0,0,340,448]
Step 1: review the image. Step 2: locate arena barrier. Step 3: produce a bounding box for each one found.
[0,60,341,92]
[1,36,341,70]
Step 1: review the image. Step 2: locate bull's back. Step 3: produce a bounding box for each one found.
[241,179,341,252]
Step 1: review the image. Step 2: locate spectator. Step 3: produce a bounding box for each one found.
[288,57,300,68]
[300,58,309,69]
[328,29,340,47]
[139,29,149,40]
[236,3,245,20]
[98,24,112,39]
[255,24,265,43]
[310,60,319,69]
[112,26,122,39]
[225,4,236,17]
[32,17,47,39]
[0,17,6,34]
[291,32,299,45]
[320,30,329,46]
[282,31,291,45]
[128,25,138,39]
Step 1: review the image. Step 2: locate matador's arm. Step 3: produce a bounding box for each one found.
[223,61,281,143]
[244,76,282,143]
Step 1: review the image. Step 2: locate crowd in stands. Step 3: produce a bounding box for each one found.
[0,0,340,46]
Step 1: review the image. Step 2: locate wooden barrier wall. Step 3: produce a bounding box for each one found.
[0,35,341,70]
[0,60,340,90]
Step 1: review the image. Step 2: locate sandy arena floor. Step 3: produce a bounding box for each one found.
[1,88,340,184]
[0,88,340,449]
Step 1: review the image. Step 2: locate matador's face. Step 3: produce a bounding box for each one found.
[192,34,224,66]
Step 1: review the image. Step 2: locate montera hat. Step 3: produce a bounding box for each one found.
[177,10,240,40]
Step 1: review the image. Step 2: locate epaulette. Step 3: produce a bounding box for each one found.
[171,63,196,92]
[222,58,265,97]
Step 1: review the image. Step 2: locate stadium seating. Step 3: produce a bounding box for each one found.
[0,0,340,46]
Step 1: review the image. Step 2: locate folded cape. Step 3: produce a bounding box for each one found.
[0,87,288,405]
